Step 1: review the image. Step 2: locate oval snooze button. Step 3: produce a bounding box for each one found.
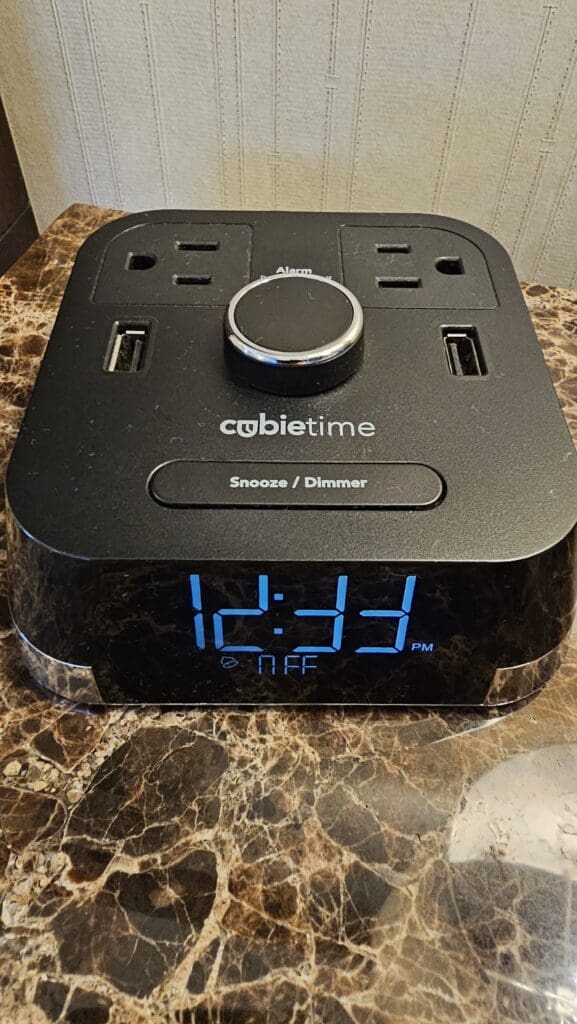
[149,462,444,509]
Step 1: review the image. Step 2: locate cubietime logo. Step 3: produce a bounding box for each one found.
[220,413,376,439]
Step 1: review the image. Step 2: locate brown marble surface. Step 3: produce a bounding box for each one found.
[1,206,577,1023]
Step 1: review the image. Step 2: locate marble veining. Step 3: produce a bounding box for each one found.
[1,207,577,1022]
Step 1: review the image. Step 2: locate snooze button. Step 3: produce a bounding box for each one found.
[149,461,444,509]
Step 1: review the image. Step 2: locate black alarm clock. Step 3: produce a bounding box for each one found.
[6,211,577,706]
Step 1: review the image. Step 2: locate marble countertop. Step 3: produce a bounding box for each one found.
[2,205,577,1024]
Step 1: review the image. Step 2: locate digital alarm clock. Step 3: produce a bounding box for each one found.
[6,211,577,706]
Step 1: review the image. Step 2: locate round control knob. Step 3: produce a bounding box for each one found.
[224,273,363,395]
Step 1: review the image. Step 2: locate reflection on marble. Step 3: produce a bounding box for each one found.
[1,206,577,1022]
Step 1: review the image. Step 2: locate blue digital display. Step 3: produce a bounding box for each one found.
[189,573,418,657]
[94,552,569,704]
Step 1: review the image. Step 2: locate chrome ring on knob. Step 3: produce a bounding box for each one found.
[225,272,364,366]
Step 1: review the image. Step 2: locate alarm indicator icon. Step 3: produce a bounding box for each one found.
[220,655,239,669]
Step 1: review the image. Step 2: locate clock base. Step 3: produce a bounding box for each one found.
[14,624,565,711]
[6,210,577,706]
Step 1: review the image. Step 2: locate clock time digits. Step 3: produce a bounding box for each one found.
[189,573,418,656]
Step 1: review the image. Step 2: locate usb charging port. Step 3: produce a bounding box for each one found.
[443,327,486,376]
[105,323,149,373]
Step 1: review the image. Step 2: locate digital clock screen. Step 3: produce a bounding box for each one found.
[188,571,418,659]
[89,558,571,704]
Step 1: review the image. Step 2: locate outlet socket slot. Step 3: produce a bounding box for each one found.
[375,243,411,254]
[176,241,220,252]
[126,253,156,271]
[436,257,463,275]
[173,274,212,286]
[443,327,486,376]
[377,276,421,289]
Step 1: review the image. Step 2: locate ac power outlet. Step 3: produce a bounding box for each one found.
[340,225,497,309]
[94,221,253,306]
